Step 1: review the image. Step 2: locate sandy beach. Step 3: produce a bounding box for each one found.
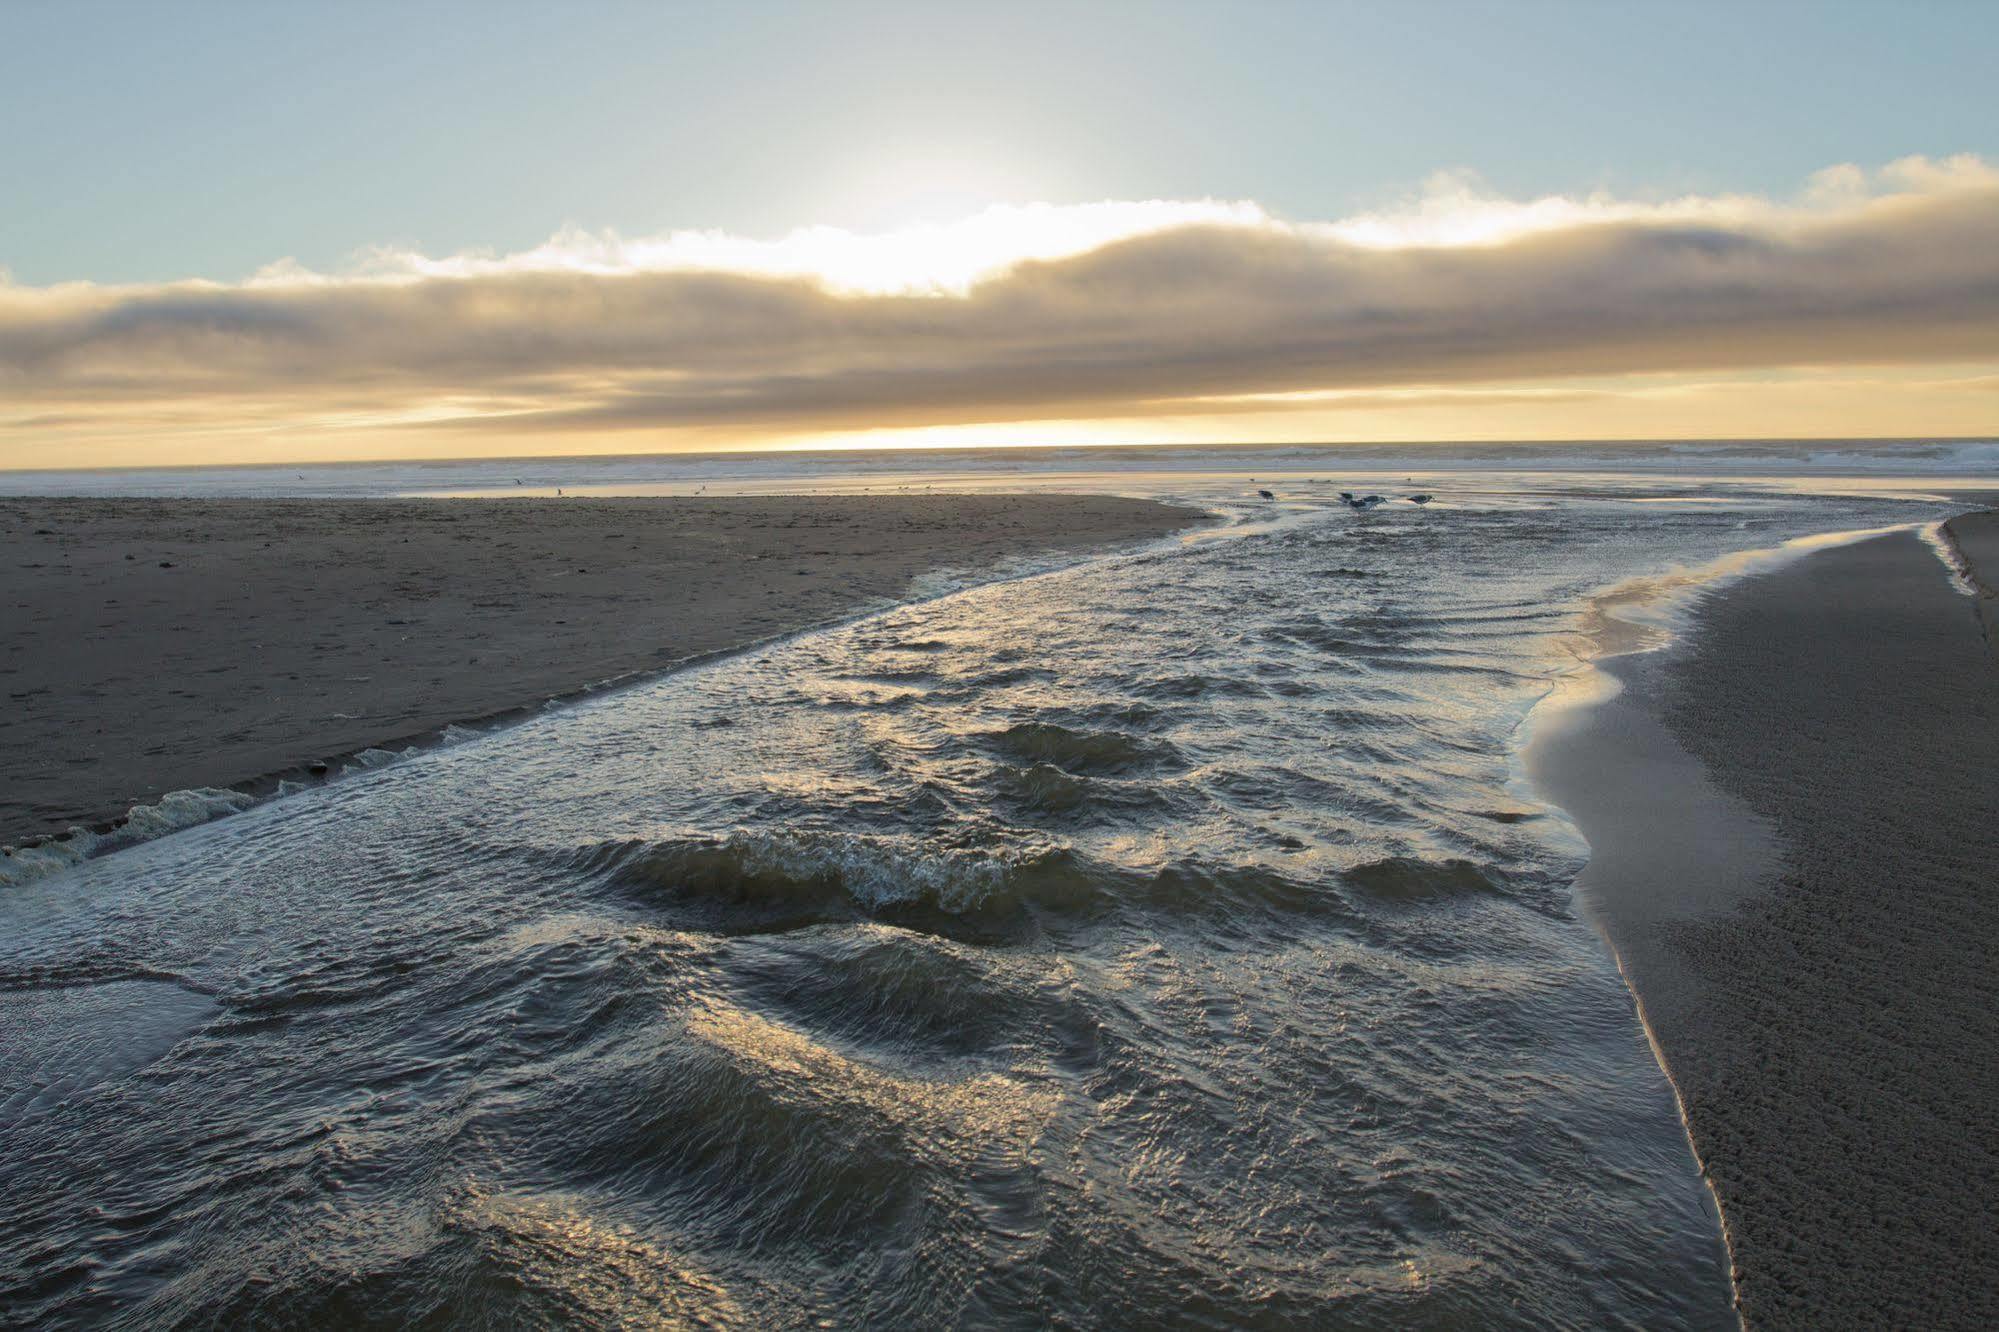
[1532,514,1999,1328]
[1944,509,1999,648]
[0,494,1198,847]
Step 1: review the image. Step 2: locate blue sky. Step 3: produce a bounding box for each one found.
[4,0,1994,285]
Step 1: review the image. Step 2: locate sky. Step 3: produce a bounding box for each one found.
[2,0,1995,468]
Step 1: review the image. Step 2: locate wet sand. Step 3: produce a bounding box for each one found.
[0,494,1199,847]
[1943,509,1999,650]
[1532,520,1999,1328]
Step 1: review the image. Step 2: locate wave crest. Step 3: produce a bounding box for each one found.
[1341,856,1504,903]
[574,831,1103,936]
[983,721,1182,774]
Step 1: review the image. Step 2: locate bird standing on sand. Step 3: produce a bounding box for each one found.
[1258,489,1275,499]
[1408,494,1433,505]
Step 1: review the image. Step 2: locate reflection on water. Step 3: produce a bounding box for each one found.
[0,470,1971,1327]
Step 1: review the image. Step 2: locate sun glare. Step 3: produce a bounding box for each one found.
[228,153,1999,304]
[305,198,1267,297]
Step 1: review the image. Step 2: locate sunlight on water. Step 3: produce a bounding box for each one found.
[0,464,1980,1326]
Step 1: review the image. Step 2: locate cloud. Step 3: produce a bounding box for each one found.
[2,155,1996,460]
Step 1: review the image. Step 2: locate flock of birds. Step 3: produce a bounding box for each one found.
[1338,489,1433,509]
[510,476,1431,510]
[1254,483,1433,509]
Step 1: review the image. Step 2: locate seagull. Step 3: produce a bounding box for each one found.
[1408,493,1433,505]
[1258,489,1275,499]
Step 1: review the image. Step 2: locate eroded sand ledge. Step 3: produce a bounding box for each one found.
[1534,519,1999,1328]
[0,494,1200,846]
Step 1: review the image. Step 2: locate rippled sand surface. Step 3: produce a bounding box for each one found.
[0,471,1975,1327]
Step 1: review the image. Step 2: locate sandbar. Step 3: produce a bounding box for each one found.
[0,494,1198,847]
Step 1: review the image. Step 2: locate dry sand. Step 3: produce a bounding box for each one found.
[1532,519,1999,1328]
[0,494,1198,847]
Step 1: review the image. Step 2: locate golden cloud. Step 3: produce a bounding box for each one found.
[3,156,1995,463]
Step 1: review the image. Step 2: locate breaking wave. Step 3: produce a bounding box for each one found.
[0,787,253,888]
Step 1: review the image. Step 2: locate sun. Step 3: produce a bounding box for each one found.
[818,145,1061,232]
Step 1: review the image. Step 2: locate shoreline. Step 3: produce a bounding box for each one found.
[1,494,1202,857]
[1528,514,1999,1327]
[1940,510,1999,650]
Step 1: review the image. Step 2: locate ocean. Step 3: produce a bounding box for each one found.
[1,442,1989,1327]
